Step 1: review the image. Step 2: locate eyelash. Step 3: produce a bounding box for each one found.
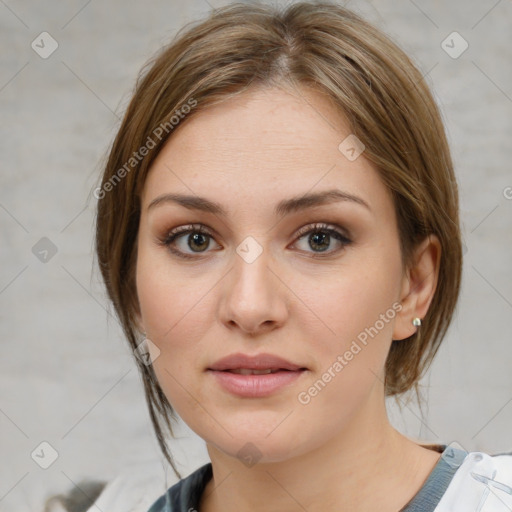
[158,222,352,260]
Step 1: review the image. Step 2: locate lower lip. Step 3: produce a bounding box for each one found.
[208,370,305,398]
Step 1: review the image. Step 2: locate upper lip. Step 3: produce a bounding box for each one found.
[208,353,306,371]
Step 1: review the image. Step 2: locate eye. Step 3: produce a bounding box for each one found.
[159,224,219,260]
[158,222,352,260]
[291,222,352,257]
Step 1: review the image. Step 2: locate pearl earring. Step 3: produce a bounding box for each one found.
[412,317,421,327]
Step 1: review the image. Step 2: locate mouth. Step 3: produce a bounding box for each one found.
[207,353,308,397]
[208,352,307,372]
[223,368,293,375]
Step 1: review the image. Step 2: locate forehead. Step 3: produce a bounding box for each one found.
[141,85,391,218]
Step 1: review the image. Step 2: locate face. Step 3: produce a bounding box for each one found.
[135,85,408,463]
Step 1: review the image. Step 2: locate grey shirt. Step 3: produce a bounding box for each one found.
[147,444,468,511]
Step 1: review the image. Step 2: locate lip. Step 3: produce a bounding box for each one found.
[208,352,305,372]
[207,352,307,398]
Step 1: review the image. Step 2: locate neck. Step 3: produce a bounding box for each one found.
[199,392,439,512]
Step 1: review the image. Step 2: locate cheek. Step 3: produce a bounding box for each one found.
[136,255,213,416]
[136,242,208,339]
[292,278,398,444]
[295,253,402,353]
[292,252,402,409]
[135,252,217,405]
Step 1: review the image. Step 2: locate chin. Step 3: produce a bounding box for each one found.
[208,436,304,465]
[196,415,323,465]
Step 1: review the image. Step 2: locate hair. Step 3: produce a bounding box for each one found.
[94,0,462,473]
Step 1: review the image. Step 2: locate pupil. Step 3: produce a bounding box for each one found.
[189,233,209,251]
[310,232,329,252]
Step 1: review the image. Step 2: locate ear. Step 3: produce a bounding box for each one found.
[393,235,441,340]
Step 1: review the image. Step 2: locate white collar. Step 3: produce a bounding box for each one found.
[435,450,512,511]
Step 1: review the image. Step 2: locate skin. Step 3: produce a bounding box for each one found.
[135,84,442,512]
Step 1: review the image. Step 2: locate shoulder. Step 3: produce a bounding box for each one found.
[435,447,512,512]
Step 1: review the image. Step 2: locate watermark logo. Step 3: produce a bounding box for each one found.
[236,442,263,467]
[31,32,58,59]
[441,32,469,59]
[134,337,161,366]
[236,236,263,264]
[32,237,58,263]
[31,441,59,469]
[441,441,468,468]
[338,134,365,161]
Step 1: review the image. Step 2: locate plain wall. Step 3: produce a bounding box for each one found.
[1,1,511,510]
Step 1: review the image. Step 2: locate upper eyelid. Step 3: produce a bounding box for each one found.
[294,222,351,239]
[165,222,349,239]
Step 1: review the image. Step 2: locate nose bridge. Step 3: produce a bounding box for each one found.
[219,236,287,334]
[232,236,274,305]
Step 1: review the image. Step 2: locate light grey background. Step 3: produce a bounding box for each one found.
[1,0,511,510]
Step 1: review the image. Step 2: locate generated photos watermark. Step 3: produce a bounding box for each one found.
[297,302,403,405]
[94,97,197,200]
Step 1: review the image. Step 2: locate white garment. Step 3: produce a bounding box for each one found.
[435,451,512,511]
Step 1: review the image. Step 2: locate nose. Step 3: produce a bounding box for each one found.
[218,246,289,336]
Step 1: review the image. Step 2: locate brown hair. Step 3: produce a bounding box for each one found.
[94,1,462,472]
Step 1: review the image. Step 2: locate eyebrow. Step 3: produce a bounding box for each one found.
[147,189,371,217]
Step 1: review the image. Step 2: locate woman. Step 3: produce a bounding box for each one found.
[91,2,512,511]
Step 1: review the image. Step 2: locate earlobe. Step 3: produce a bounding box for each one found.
[392,235,441,341]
